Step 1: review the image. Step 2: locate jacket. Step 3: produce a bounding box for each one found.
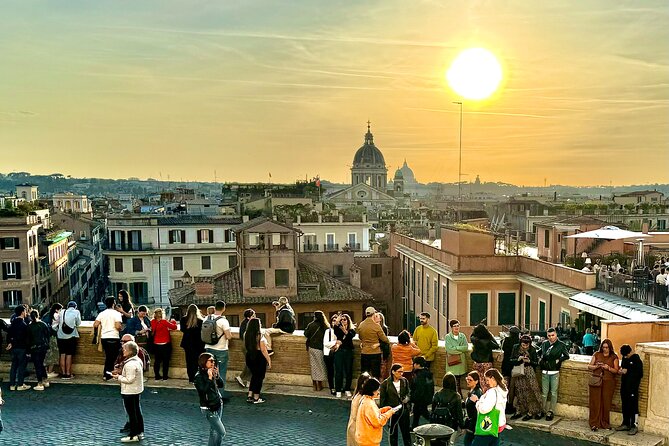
[273,306,296,333]
[193,369,224,411]
[464,387,483,431]
[501,333,520,377]
[410,368,435,406]
[7,317,29,350]
[355,395,393,446]
[323,328,338,356]
[471,336,500,364]
[117,356,144,395]
[380,376,409,408]
[57,308,81,339]
[27,320,51,352]
[432,388,464,429]
[539,339,569,372]
[510,344,539,368]
[304,321,326,350]
[357,318,389,355]
[391,343,421,372]
[180,317,205,351]
[126,315,152,338]
[413,325,439,362]
[620,354,643,394]
[151,318,177,344]
[475,386,508,430]
[444,332,469,376]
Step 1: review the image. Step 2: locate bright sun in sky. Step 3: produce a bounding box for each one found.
[446,48,503,100]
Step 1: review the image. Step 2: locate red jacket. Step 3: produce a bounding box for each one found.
[151,318,177,344]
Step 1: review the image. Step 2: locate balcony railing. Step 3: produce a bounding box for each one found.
[343,243,361,252]
[303,244,320,252]
[595,271,660,305]
[104,243,154,252]
[324,243,339,252]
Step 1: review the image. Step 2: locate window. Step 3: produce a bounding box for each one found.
[197,229,214,243]
[298,312,315,330]
[2,262,20,279]
[434,280,439,310]
[371,264,382,278]
[469,293,488,326]
[169,230,186,244]
[442,283,448,314]
[0,237,19,249]
[227,314,240,327]
[250,270,265,288]
[539,300,546,331]
[524,295,531,328]
[228,255,238,268]
[544,230,550,248]
[347,233,357,249]
[497,292,516,326]
[425,274,430,304]
[2,290,22,307]
[173,256,183,271]
[127,230,142,250]
[255,313,267,327]
[333,265,344,277]
[114,258,124,273]
[275,269,289,287]
[174,280,183,289]
[326,233,335,250]
[201,256,211,270]
[560,310,571,328]
[110,230,124,250]
[132,258,143,273]
[224,229,235,243]
[130,282,149,302]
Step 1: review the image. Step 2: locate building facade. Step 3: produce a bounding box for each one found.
[52,193,92,214]
[292,213,371,253]
[0,215,41,311]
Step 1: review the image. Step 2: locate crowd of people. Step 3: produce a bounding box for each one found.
[1,290,647,445]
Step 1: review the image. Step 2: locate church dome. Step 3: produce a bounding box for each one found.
[400,159,416,183]
[394,168,404,180]
[352,124,386,168]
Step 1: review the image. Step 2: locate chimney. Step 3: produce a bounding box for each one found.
[194,281,214,296]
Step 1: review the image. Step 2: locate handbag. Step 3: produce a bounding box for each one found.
[447,353,462,366]
[511,363,525,377]
[475,391,500,437]
[61,309,75,335]
[589,373,603,387]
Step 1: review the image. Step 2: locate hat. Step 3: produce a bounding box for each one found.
[67,301,77,309]
[365,306,376,316]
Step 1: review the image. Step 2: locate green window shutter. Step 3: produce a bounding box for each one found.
[539,301,546,331]
[469,293,488,326]
[209,230,214,243]
[524,295,531,328]
[497,292,516,326]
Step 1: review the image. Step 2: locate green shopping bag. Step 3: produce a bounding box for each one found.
[474,391,500,437]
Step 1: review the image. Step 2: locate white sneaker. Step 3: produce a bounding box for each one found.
[336,392,342,398]
[16,385,32,391]
[33,384,45,391]
[47,372,59,379]
[345,391,352,398]
[120,436,140,443]
[43,381,50,388]
[236,376,245,387]
[137,433,145,440]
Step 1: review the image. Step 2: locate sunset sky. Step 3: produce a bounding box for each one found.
[1,1,667,186]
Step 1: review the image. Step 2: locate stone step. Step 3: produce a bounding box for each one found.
[608,431,665,446]
[507,415,562,433]
[550,420,615,444]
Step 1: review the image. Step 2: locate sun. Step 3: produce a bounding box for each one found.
[446,48,503,100]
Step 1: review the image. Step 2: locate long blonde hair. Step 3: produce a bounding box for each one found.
[153,308,163,320]
[185,304,203,329]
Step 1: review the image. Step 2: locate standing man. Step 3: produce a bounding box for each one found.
[538,327,570,421]
[616,344,643,435]
[357,307,389,378]
[410,356,434,429]
[235,308,255,388]
[94,296,123,381]
[412,313,438,370]
[203,300,232,390]
[7,305,31,391]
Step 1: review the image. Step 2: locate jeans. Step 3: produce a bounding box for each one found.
[9,348,28,386]
[334,348,353,392]
[360,353,382,379]
[202,406,226,446]
[471,435,500,446]
[206,348,229,390]
[32,348,48,382]
[153,343,172,379]
[102,338,120,378]
[464,432,475,446]
[541,372,560,412]
[122,394,144,437]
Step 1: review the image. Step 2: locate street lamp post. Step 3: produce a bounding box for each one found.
[453,101,463,222]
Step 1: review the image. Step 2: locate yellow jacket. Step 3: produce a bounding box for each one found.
[355,396,393,446]
[412,324,439,362]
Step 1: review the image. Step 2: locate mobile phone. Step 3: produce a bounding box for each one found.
[393,404,402,412]
[105,371,113,376]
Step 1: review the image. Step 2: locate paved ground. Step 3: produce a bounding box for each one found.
[0,383,598,446]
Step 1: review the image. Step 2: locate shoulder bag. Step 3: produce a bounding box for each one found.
[447,353,462,366]
[589,371,603,387]
[474,390,500,437]
[511,363,525,377]
[61,309,75,335]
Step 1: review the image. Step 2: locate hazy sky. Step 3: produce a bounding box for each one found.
[1,1,668,186]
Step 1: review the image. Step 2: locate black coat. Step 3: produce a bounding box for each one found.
[410,368,434,406]
[501,334,520,376]
[180,317,205,351]
[432,388,464,429]
[510,344,539,368]
[471,336,500,363]
[7,317,28,350]
[380,377,410,407]
[193,370,224,411]
[27,320,51,352]
[620,354,643,394]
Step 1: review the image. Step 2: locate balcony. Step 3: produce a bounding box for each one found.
[343,243,361,252]
[595,271,659,305]
[324,243,339,252]
[104,243,154,252]
[303,243,320,252]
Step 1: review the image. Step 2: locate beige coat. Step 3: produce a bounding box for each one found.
[357,318,389,355]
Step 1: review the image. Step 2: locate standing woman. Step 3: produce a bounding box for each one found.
[470,324,500,393]
[323,314,340,396]
[334,314,356,398]
[463,371,483,446]
[347,372,371,446]
[304,311,328,392]
[380,364,411,446]
[150,308,178,380]
[355,378,401,446]
[42,303,62,379]
[194,352,226,446]
[509,335,542,421]
[470,369,508,446]
[588,339,619,431]
[444,319,469,395]
[116,289,135,330]
[180,304,205,383]
[391,330,421,384]
[373,312,391,380]
[245,318,272,404]
[112,341,144,443]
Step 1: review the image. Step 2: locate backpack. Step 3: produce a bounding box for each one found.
[201,315,224,345]
[430,399,455,427]
[138,347,151,373]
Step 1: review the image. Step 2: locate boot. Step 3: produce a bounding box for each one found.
[316,381,323,391]
[312,380,318,391]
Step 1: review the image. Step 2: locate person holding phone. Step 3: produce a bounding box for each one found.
[380,364,411,446]
[194,352,226,446]
[355,378,401,446]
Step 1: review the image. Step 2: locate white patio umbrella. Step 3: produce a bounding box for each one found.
[566,226,652,240]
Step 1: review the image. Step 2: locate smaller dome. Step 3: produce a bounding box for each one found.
[394,168,403,180]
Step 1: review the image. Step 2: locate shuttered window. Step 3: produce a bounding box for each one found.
[497,292,516,326]
[469,293,488,326]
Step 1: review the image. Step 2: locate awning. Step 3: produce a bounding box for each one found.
[569,290,669,321]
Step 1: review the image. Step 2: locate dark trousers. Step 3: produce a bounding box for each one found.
[411,403,430,429]
[324,353,335,391]
[102,338,120,378]
[9,348,28,386]
[184,347,202,382]
[464,432,475,446]
[32,348,48,381]
[361,353,382,379]
[334,348,353,392]
[122,394,144,437]
[153,343,172,379]
[584,346,594,355]
[389,407,411,446]
[621,389,639,427]
[246,354,267,395]
[471,435,500,446]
